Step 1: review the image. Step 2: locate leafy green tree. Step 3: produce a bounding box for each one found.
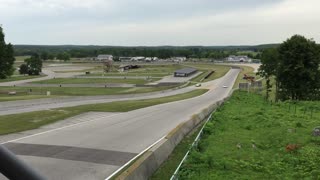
[25,54,42,75]
[258,48,279,100]
[277,35,320,100]
[48,54,55,60]
[41,52,49,61]
[19,64,29,75]
[57,52,70,61]
[0,26,15,79]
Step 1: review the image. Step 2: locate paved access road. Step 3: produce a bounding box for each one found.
[0,68,240,180]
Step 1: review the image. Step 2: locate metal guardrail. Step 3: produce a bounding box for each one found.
[0,145,45,180]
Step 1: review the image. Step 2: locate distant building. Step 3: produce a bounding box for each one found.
[97,54,113,61]
[174,68,198,77]
[145,57,158,62]
[226,55,251,63]
[172,57,187,62]
[119,57,132,62]
[131,57,145,61]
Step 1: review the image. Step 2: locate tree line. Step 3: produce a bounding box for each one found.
[14,45,264,60]
[258,35,320,101]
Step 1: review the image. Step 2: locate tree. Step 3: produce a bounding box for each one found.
[103,59,113,73]
[257,48,279,100]
[41,52,49,61]
[48,54,55,60]
[259,35,320,101]
[57,52,70,61]
[25,54,42,75]
[277,35,320,100]
[0,26,15,79]
[19,64,29,75]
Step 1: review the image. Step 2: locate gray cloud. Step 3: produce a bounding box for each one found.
[0,0,319,45]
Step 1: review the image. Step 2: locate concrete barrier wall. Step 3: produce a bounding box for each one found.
[116,94,233,180]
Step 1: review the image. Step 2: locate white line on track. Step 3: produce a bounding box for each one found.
[105,135,166,180]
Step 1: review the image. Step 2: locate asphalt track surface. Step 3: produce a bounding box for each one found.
[0,68,240,180]
[0,85,196,116]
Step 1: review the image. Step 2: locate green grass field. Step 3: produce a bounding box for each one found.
[0,86,178,97]
[14,56,31,62]
[0,95,60,102]
[0,75,43,83]
[178,91,320,179]
[32,77,159,85]
[0,89,208,135]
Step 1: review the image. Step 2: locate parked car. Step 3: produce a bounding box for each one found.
[195,83,201,87]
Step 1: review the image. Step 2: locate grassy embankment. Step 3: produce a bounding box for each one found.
[176,91,320,179]
[0,89,208,135]
[151,124,203,180]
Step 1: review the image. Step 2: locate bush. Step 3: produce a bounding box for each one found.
[19,64,28,75]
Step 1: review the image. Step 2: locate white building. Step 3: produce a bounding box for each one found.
[145,57,158,62]
[96,54,113,61]
[172,57,187,62]
[226,55,251,63]
[131,57,145,61]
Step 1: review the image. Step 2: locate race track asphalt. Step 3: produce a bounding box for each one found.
[0,68,240,180]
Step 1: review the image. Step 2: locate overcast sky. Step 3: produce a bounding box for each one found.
[0,0,319,46]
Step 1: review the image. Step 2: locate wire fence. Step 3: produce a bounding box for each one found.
[170,111,215,180]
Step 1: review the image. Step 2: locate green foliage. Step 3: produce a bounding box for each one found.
[260,35,320,101]
[178,91,320,179]
[278,35,320,100]
[25,54,42,75]
[40,51,49,60]
[258,48,279,100]
[57,52,70,61]
[0,26,15,79]
[19,64,29,75]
